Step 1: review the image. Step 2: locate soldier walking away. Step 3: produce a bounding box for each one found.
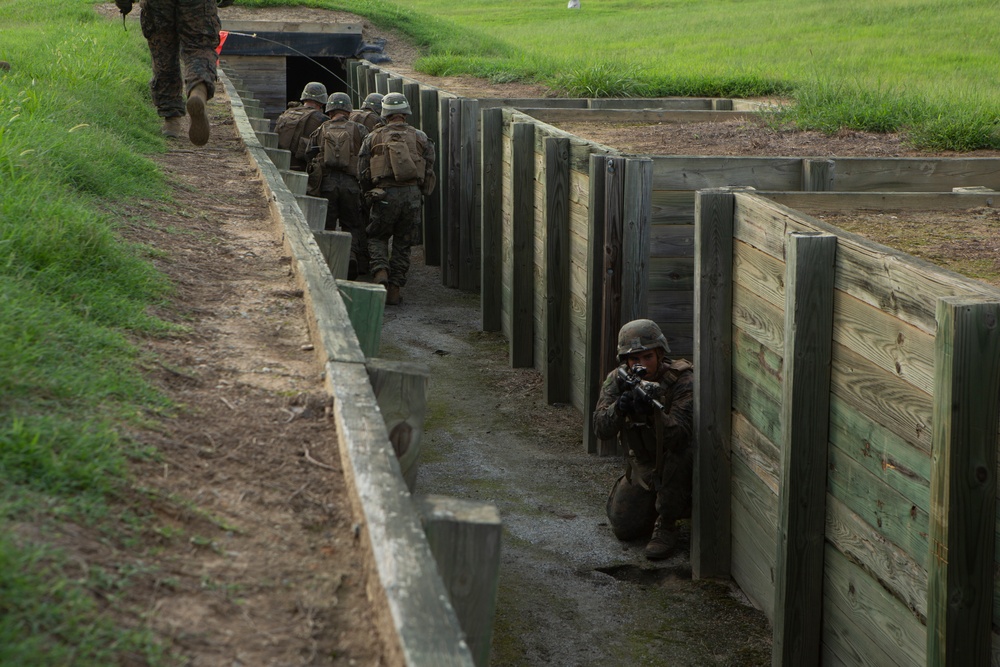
[274,82,329,171]
[592,319,694,560]
[305,93,369,280]
[358,92,436,306]
[116,0,221,146]
[349,93,386,133]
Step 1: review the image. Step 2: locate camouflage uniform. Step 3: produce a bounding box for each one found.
[593,358,694,541]
[349,109,386,133]
[139,0,220,119]
[275,104,328,171]
[305,116,369,272]
[358,119,436,288]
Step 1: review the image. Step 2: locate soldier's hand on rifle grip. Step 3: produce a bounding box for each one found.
[616,389,636,415]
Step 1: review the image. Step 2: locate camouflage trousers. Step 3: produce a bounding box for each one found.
[140,0,221,118]
[366,185,421,287]
[605,446,693,541]
[320,172,366,265]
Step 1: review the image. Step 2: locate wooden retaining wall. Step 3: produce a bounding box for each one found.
[693,189,1000,667]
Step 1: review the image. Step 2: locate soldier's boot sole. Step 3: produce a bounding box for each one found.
[186,84,210,146]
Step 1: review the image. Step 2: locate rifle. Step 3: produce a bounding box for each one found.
[616,364,665,412]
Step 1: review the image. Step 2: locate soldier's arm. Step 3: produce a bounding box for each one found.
[419,132,437,195]
[592,370,625,439]
[660,370,693,445]
[358,135,373,190]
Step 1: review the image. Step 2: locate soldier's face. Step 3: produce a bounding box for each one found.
[626,349,660,380]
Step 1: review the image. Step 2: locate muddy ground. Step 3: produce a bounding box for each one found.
[86,4,1000,666]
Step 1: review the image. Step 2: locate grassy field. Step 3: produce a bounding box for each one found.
[0,0,178,663]
[249,0,1000,150]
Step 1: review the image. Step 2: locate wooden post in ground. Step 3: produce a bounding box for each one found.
[926,297,1000,667]
[803,159,834,192]
[772,231,837,667]
[598,156,626,456]
[364,66,377,102]
[480,107,504,332]
[313,230,352,280]
[459,99,480,292]
[404,82,421,130]
[583,154,609,454]
[375,71,389,95]
[444,98,462,288]
[438,95,452,274]
[621,158,652,323]
[366,358,430,492]
[510,122,535,368]
[421,88,441,266]
[387,76,403,94]
[336,279,385,358]
[416,495,502,667]
[296,195,328,232]
[348,60,361,107]
[544,136,571,404]
[691,188,736,579]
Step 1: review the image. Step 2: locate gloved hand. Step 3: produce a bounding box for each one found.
[616,388,651,416]
[115,0,133,15]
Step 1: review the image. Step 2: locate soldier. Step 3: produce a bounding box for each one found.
[358,92,436,306]
[592,319,694,560]
[274,82,329,171]
[349,93,386,132]
[305,93,369,279]
[116,0,221,146]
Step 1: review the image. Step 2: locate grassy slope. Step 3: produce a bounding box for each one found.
[0,1,177,664]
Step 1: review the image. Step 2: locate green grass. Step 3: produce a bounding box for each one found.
[0,0,179,663]
[255,0,1000,150]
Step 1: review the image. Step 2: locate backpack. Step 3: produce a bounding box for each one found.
[274,106,318,161]
[370,126,425,184]
[319,121,360,176]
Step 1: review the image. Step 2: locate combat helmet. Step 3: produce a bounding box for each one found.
[616,319,670,360]
[361,92,384,114]
[325,92,353,114]
[381,92,411,117]
[300,81,328,105]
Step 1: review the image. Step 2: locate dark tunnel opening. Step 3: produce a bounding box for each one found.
[284,56,349,104]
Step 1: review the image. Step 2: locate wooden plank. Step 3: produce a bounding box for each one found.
[927,298,1000,667]
[420,88,441,266]
[325,362,473,667]
[831,157,1000,191]
[366,359,430,492]
[772,232,836,667]
[653,157,802,191]
[375,71,389,95]
[444,98,462,288]
[761,190,1000,213]
[583,154,608,454]
[459,99,480,292]
[337,279,386,358]
[404,82,421,130]
[650,224,694,258]
[588,97,715,110]
[544,137,571,404]
[733,281,785,356]
[803,159,834,192]
[312,230,352,280]
[347,60,360,107]
[510,122,535,368]
[732,410,780,494]
[365,66,377,102]
[692,188,735,579]
[519,108,758,125]
[647,290,694,323]
[416,495,502,667]
[387,76,403,94]
[732,456,778,617]
[481,107,504,332]
[621,158,652,323]
[598,156,626,457]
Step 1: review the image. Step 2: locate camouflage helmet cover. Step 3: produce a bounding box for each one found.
[361,92,384,113]
[325,92,353,114]
[300,81,328,104]
[380,92,411,117]
[616,318,670,360]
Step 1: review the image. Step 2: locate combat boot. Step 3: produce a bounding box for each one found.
[186,83,210,146]
[385,284,401,306]
[644,517,679,561]
[372,269,389,286]
[161,116,184,139]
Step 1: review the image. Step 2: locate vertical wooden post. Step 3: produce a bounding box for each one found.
[444,98,462,288]
[375,71,389,95]
[366,358,430,493]
[416,495,502,667]
[803,159,835,192]
[420,88,441,266]
[347,60,361,107]
[387,76,403,94]
[621,158,652,323]
[480,107,504,332]
[364,66,377,102]
[336,279,386,358]
[313,230,352,280]
[583,154,608,454]
[691,188,735,579]
[459,99,480,292]
[544,137,571,404]
[926,297,1000,667]
[437,96,452,274]
[510,122,535,368]
[772,231,837,667]
[404,82,421,128]
[712,98,734,111]
[598,156,626,457]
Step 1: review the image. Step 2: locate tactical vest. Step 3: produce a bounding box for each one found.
[369,125,427,185]
[349,110,386,133]
[275,106,322,161]
[317,119,363,177]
